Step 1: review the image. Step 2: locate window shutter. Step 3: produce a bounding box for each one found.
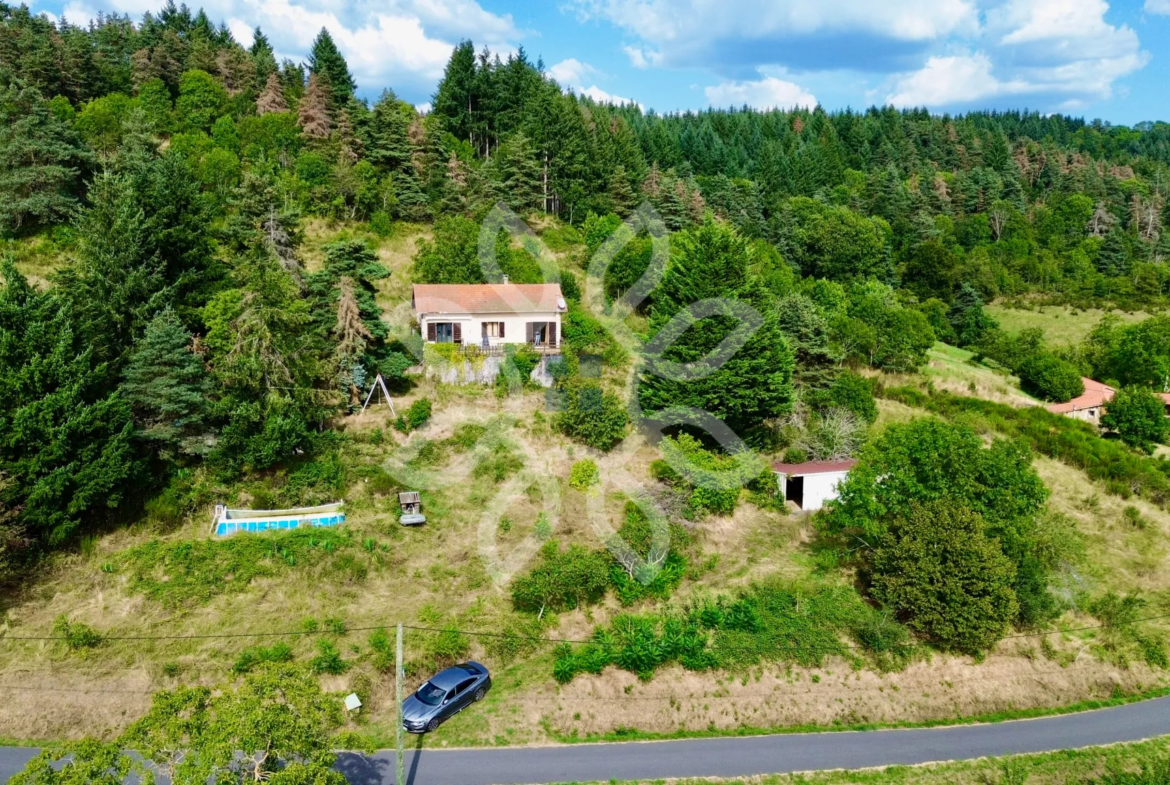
[453,323,462,344]
[526,322,534,343]
[427,322,436,342]
[499,321,505,339]
[549,322,557,347]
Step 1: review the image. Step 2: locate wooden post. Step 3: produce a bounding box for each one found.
[396,623,405,785]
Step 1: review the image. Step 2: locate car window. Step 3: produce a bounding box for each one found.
[453,677,476,695]
[415,681,446,706]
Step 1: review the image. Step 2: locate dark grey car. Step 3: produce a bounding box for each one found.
[401,661,491,733]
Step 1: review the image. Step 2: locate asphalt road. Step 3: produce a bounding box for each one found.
[4,696,1170,784]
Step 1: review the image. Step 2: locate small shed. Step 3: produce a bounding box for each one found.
[398,491,425,525]
[772,459,858,512]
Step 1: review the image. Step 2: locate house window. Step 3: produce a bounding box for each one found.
[427,322,461,344]
[482,322,505,339]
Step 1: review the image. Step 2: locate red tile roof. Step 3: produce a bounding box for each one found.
[772,459,859,476]
[1045,378,1116,414]
[412,284,566,315]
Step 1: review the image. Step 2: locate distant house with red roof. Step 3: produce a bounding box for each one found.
[1159,393,1170,417]
[1045,378,1116,425]
[772,459,858,512]
[412,283,567,352]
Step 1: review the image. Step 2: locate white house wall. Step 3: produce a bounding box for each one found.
[419,312,562,347]
[803,471,850,511]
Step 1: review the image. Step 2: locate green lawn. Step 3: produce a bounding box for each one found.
[986,303,1154,347]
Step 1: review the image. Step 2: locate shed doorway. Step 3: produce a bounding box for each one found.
[785,476,804,509]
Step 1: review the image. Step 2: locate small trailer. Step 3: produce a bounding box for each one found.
[398,491,426,525]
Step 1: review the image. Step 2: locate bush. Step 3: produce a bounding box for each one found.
[569,459,600,491]
[1017,352,1084,402]
[233,642,294,674]
[825,371,878,424]
[1102,386,1170,454]
[659,433,764,517]
[554,381,629,451]
[311,640,349,674]
[511,541,611,616]
[369,211,393,237]
[394,398,433,433]
[53,615,103,651]
[871,500,1019,654]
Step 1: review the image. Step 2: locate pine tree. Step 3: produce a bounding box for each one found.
[255,72,288,115]
[432,41,478,147]
[307,28,355,108]
[947,283,996,347]
[366,90,412,173]
[638,220,795,435]
[607,165,636,217]
[297,73,331,139]
[496,132,542,212]
[0,81,92,235]
[1097,227,1130,277]
[250,26,277,81]
[121,309,211,457]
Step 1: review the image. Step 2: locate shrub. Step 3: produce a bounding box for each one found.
[311,640,349,674]
[569,459,600,491]
[511,541,611,616]
[824,371,878,424]
[394,398,433,433]
[555,381,629,451]
[658,433,763,517]
[1102,386,1170,454]
[870,500,1019,654]
[233,642,294,674]
[369,211,393,237]
[1016,352,1084,402]
[53,615,103,651]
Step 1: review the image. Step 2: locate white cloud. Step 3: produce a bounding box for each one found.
[705,74,818,109]
[885,53,1019,106]
[578,84,641,107]
[548,58,597,86]
[549,58,641,108]
[573,0,978,46]
[884,0,1149,108]
[622,45,661,69]
[416,102,433,114]
[575,0,1148,112]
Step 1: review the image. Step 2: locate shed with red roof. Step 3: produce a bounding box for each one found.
[772,458,859,512]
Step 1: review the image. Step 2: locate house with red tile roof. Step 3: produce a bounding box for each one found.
[412,283,567,353]
[1158,392,1170,417]
[772,459,858,511]
[1045,378,1116,425]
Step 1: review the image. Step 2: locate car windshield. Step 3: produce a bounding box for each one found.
[415,681,446,706]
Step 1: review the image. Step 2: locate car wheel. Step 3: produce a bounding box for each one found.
[426,718,440,732]
[473,687,485,702]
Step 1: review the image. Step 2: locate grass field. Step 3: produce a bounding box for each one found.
[879,343,1037,407]
[986,303,1154,346]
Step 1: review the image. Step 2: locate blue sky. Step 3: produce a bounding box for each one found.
[31,0,1170,124]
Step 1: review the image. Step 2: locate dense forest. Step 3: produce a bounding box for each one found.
[2,0,1170,574]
